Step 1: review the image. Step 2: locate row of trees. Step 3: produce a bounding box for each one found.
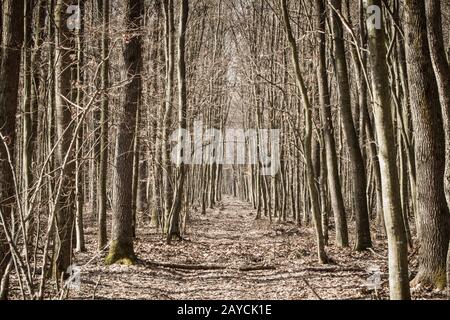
[221,0,450,299]
[0,0,449,300]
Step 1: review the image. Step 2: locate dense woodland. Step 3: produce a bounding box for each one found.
[0,0,450,300]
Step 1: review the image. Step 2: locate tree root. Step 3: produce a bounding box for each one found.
[303,266,365,273]
[144,260,276,272]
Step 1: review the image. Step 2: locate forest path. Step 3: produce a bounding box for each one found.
[73,196,388,300]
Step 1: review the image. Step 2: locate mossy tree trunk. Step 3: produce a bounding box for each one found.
[105,0,143,265]
[405,0,450,290]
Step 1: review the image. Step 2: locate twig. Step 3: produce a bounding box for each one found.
[368,248,386,259]
[92,275,102,300]
[301,277,322,300]
[303,266,365,273]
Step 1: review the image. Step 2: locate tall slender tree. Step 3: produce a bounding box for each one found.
[314,0,348,248]
[74,0,86,253]
[329,0,371,250]
[363,0,410,300]
[53,0,78,279]
[166,0,189,242]
[97,0,109,251]
[22,0,35,219]
[281,0,327,264]
[162,0,175,232]
[0,0,24,299]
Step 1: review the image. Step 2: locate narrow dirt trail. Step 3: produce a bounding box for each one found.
[73,196,389,300]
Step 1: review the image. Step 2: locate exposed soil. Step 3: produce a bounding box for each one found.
[70,196,447,300]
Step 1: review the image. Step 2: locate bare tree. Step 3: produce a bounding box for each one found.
[314,0,348,248]
[105,0,144,265]
[405,0,450,290]
[166,0,190,242]
[364,0,410,300]
[329,0,371,251]
[281,0,327,264]
[0,0,24,300]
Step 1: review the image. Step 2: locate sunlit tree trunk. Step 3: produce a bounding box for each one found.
[405,0,450,290]
[105,0,143,265]
[315,0,348,247]
[281,0,327,264]
[166,0,189,243]
[364,0,410,300]
[53,0,77,279]
[74,0,86,253]
[162,0,175,232]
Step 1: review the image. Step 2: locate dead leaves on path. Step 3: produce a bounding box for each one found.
[67,196,447,300]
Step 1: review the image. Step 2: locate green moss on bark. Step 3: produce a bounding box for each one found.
[411,268,447,291]
[150,207,159,228]
[105,240,136,266]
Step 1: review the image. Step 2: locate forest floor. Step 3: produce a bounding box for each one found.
[71,196,447,300]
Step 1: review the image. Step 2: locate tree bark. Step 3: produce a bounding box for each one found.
[315,0,349,248]
[75,0,86,253]
[97,0,109,251]
[166,0,189,243]
[162,0,175,233]
[330,0,371,250]
[105,0,143,265]
[281,0,327,264]
[425,1,450,208]
[0,0,24,299]
[364,0,410,300]
[53,0,77,279]
[405,0,450,290]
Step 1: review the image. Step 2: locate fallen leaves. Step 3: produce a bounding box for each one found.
[62,196,447,300]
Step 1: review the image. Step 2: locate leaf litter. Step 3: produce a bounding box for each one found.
[68,196,447,300]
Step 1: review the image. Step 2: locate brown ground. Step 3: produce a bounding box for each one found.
[71,196,447,300]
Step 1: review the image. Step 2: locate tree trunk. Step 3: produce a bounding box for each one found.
[364,0,410,300]
[53,0,77,279]
[330,0,371,251]
[315,0,348,248]
[97,0,109,251]
[149,2,163,229]
[425,1,450,208]
[105,0,143,265]
[162,0,175,233]
[281,0,327,264]
[166,0,189,243]
[22,0,35,222]
[75,0,86,253]
[0,0,24,299]
[405,0,450,290]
